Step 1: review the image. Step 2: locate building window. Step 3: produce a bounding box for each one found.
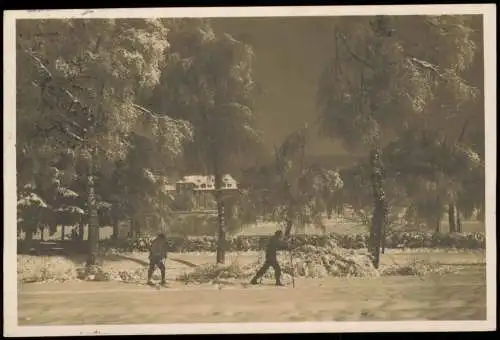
[226,183,232,188]
[201,184,207,189]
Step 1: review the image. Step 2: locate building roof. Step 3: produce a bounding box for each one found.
[164,184,177,192]
[176,174,238,191]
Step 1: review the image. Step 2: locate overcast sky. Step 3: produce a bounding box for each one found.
[212,17,347,156]
[212,16,484,158]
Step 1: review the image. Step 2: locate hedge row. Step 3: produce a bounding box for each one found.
[100,231,485,253]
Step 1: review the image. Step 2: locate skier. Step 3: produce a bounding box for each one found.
[250,229,289,286]
[147,233,168,286]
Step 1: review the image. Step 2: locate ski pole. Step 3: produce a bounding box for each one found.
[289,235,295,288]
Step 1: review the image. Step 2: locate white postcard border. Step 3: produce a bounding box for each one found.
[3,5,497,336]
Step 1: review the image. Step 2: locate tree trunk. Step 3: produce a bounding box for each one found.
[456,208,462,233]
[327,206,333,220]
[112,218,119,240]
[86,159,99,266]
[369,145,387,269]
[368,218,375,254]
[26,229,34,242]
[214,171,226,264]
[448,204,456,233]
[78,221,85,241]
[478,204,485,222]
[129,217,134,238]
[435,215,442,233]
[25,228,34,250]
[130,216,141,238]
[381,224,386,254]
[284,212,294,237]
[111,206,119,240]
[61,225,65,241]
[454,116,470,234]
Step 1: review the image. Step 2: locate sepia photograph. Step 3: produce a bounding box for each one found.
[3,5,496,336]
